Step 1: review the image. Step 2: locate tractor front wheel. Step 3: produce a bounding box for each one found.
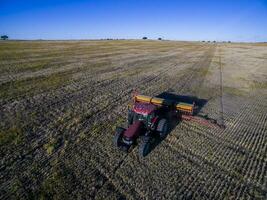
[114,127,125,147]
[128,111,139,126]
[128,111,134,126]
[139,136,151,157]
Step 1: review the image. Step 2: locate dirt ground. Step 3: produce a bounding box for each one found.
[0,40,266,199]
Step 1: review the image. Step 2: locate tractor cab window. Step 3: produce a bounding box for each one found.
[137,113,147,121]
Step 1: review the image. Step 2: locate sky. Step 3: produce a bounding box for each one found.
[0,0,267,42]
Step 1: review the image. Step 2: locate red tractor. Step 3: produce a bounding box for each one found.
[114,94,225,157]
[114,94,197,157]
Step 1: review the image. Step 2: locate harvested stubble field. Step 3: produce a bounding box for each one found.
[0,40,266,200]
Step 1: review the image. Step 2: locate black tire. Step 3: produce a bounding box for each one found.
[114,127,125,147]
[133,113,139,123]
[128,111,134,126]
[139,136,151,157]
[157,118,169,138]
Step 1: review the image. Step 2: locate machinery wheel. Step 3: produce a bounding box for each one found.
[128,111,134,126]
[157,118,169,138]
[139,136,151,157]
[133,113,139,123]
[128,111,139,126]
[114,127,125,147]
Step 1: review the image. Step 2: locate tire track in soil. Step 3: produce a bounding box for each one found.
[218,46,225,127]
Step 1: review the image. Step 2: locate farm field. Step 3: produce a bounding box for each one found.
[0,40,266,199]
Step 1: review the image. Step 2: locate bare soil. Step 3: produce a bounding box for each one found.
[0,40,266,199]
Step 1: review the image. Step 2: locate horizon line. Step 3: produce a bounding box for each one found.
[1,38,266,43]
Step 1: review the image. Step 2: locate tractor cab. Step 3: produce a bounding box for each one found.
[129,102,161,130]
[133,102,157,115]
[133,102,157,122]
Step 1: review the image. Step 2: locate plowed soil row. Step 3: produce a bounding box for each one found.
[0,41,266,200]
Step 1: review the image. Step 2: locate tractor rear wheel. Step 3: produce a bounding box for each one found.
[139,136,151,157]
[114,127,125,147]
[157,118,169,138]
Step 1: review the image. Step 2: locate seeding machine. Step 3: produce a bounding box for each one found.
[114,94,224,157]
